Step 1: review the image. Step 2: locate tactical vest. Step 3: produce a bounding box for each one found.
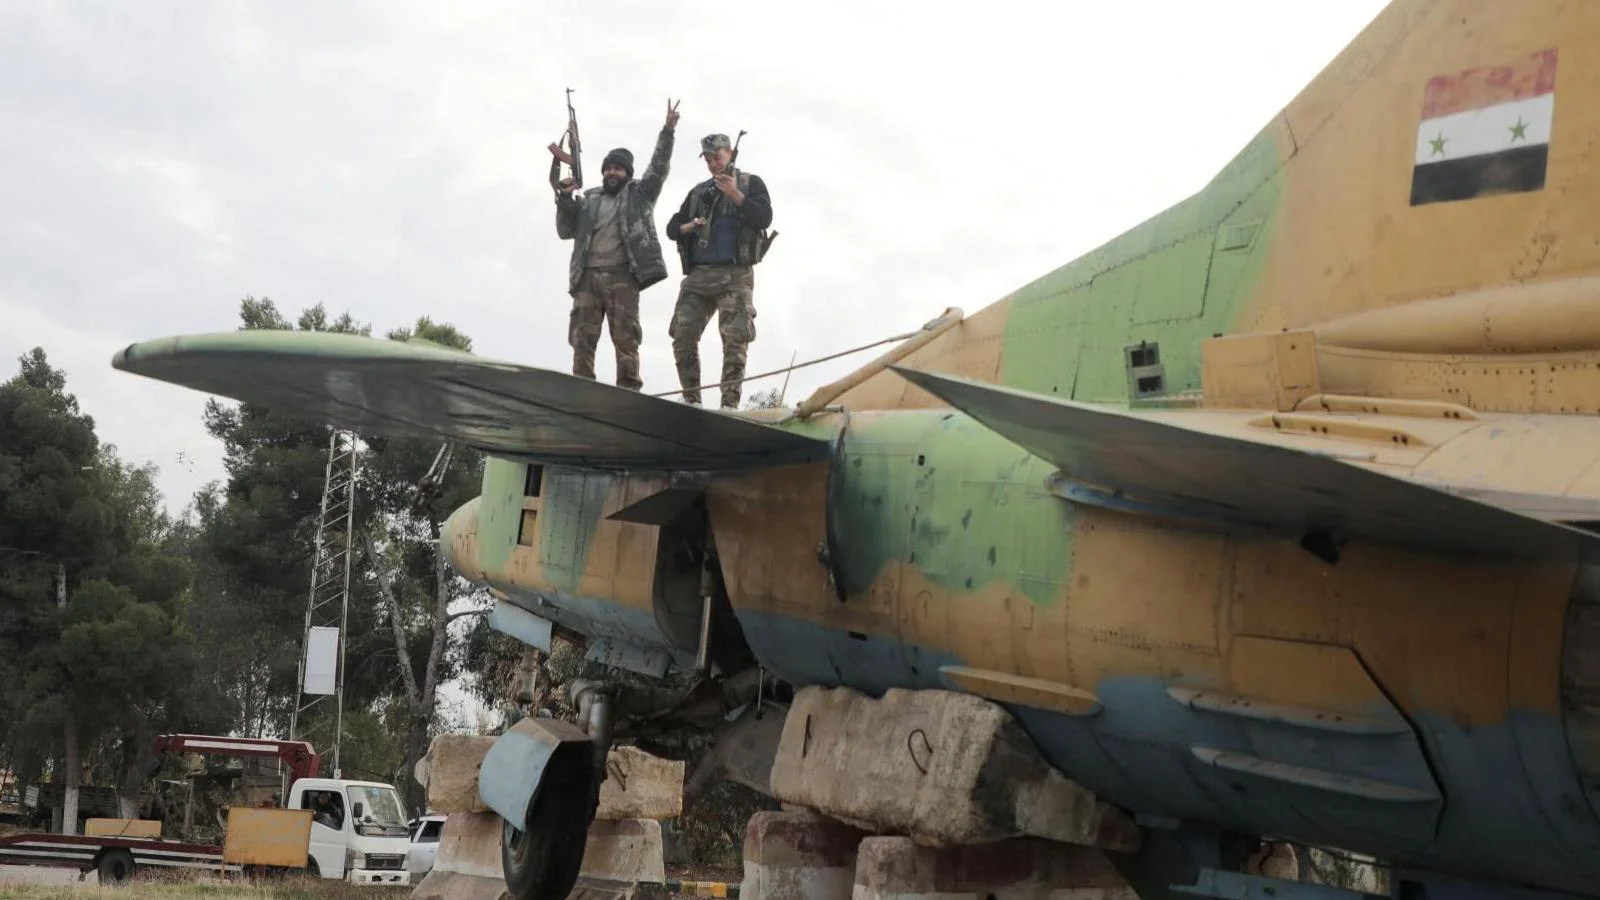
[688,171,775,266]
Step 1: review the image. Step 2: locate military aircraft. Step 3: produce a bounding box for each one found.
[110,1,1600,898]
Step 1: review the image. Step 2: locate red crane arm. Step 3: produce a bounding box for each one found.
[151,734,322,782]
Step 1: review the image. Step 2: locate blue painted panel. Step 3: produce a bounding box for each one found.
[495,587,698,673]
[488,599,553,651]
[478,717,591,829]
[730,608,1600,899]
[1394,712,1600,897]
[735,610,920,696]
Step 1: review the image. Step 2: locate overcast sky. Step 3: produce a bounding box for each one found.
[2,3,1392,725]
[2,0,1393,517]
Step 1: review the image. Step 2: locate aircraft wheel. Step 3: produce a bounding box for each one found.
[501,768,598,900]
[97,848,136,885]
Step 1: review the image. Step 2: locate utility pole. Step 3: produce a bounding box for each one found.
[287,430,359,795]
[58,562,79,837]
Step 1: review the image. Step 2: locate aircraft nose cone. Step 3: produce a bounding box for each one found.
[440,496,481,577]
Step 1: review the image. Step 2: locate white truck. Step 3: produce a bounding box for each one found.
[0,734,414,887]
[282,776,413,885]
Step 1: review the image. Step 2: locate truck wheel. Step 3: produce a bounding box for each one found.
[501,770,597,900]
[97,848,136,885]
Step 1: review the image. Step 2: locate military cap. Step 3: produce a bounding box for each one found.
[700,133,731,155]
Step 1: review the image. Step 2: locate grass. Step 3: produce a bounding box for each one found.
[0,869,412,899]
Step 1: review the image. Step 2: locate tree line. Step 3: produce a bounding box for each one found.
[0,296,511,826]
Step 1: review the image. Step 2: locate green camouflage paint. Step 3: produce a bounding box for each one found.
[537,467,616,593]
[475,456,527,573]
[830,409,1074,606]
[998,125,1290,401]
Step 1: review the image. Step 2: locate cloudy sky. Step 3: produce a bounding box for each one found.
[2,1,1397,731]
[1,0,1394,518]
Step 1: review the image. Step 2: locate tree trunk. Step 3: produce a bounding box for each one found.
[405,521,454,815]
[57,564,80,836]
[365,525,426,812]
[366,519,486,816]
[116,713,155,820]
[365,527,421,702]
[61,716,79,836]
[403,713,430,816]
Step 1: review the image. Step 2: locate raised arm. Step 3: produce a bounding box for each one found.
[555,186,579,240]
[639,100,679,203]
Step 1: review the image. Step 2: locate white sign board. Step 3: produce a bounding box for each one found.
[303,626,340,695]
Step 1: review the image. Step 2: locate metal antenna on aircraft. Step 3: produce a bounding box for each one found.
[778,349,798,405]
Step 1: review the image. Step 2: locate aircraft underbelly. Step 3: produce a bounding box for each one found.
[739,604,1600,896]
[746,408,1600,896]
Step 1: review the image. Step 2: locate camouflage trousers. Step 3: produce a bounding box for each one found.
[669,264,756,408]
[569,265,643,391]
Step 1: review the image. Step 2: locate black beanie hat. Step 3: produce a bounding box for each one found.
[602,148,634,179]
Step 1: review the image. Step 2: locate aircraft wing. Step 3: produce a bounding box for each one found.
[892,366,1600,564]
[111,331,829,471]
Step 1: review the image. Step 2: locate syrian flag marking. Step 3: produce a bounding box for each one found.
[1410,48,1557,206]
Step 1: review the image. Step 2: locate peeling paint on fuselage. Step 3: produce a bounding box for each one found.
[720,409,1600,898]
[734,615,1600,898]
[445,399,1600,897]
[828,409,1071,608]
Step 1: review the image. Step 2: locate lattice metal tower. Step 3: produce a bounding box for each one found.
[287,429,360,782]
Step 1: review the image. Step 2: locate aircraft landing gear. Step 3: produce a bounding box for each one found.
[496,680,616,900]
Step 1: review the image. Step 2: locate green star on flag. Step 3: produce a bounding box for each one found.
[1429,132,1448,157]
[1509,117,1529,142]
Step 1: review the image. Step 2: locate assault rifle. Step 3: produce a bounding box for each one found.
[548,87,582,193]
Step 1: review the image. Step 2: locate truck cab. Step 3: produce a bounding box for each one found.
[284,777,411,885]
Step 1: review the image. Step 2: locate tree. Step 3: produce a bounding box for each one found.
[0,348,109,832]
[742,387,784,410]
[0,350,219,829]
[191,298,486,813]
[360,316,488,813]
[193,297,397,755]
[88,452,231,816]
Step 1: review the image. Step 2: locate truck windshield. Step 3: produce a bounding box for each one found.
[348,785,407,828]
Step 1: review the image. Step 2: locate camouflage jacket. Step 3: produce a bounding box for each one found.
[665,169,774,274]
[555,126,675,293]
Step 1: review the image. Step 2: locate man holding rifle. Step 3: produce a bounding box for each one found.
[664,132,775,409]
[554,98,680,391]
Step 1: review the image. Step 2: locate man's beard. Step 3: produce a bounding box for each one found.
[602,175,625,194]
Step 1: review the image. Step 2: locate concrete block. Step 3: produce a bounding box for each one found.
[422,735,497,814]
[768,687,1103,847]
[411,811,668,900]
[742,809,867,900]
[583,819,667,884]
[851,836,1135,900]
[420,734,684,821]
[599,746,686,821]
[411,811,508,900]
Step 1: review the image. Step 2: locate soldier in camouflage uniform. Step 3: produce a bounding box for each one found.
[555,100,680,390]
[664,133,775,408]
